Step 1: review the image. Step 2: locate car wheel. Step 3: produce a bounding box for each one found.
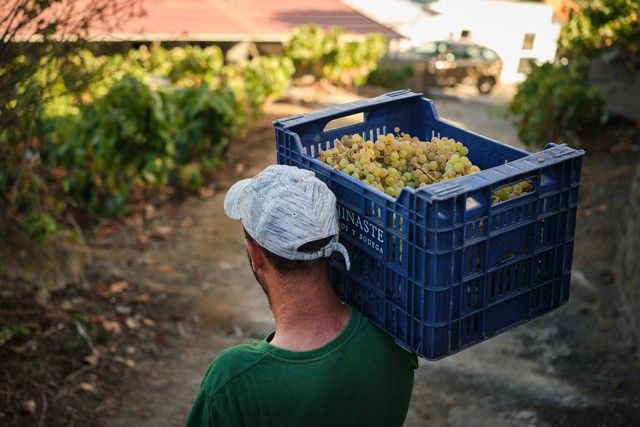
[477,76,496,94]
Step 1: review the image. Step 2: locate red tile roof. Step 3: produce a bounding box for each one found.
[89,0,402,41]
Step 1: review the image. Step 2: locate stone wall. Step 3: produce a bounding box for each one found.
[590,59,640,124]
[615,160,640,349]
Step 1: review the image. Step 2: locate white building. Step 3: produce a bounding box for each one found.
[345,0,561,83]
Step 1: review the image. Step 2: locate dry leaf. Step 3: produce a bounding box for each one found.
[138,233,150,244]
[79,382,95,393]
[133,293,151,304]
[21,400,37,415]
[125,215,144,232]
[83,353,100,366]
[89,315,105,324]
[158,265,174,274]
[96,225,114,238]
[115,305,132,315]
[109,281,129,294]
[142,317,156,327]
[115,356,136,368]
[143,203,156,219]
[152,225,173,237]
[96,287,111,299]
[101,320,121,334]
[125,317,140,330]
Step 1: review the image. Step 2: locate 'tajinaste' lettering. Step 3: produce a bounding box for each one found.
[337,205,384,244]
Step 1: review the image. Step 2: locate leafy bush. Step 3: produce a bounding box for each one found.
[559,0,640,69]
[284,25,341,77]
[2,23,389,242]
[284,25,387,87]
[46,77,241,218]
[508,1,638,149]
[224,56,295,112]
[51,75,174,217]
[165,84,240,169]
[0,324,31,346]
[366,63,417,89]
[1,42,288,240]
[509,61,606,148]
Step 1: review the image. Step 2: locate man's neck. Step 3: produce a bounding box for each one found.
[267,272,350,352]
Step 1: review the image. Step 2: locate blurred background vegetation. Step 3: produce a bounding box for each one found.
[508,0,640,148]
[0,1,387,243]
[2,0,638,243]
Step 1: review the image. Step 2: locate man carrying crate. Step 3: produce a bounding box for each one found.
[186,164,417,427]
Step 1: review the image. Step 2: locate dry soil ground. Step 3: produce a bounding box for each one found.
[2,83,639,426]
[104,84,640,427]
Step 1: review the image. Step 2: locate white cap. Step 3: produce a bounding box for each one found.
[224,165,350,270]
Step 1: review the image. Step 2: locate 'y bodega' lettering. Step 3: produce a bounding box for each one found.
[337,204,384,255]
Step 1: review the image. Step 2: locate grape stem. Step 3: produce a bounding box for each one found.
[412,162,437,183]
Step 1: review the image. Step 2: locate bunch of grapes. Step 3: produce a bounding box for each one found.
[491,181,534,204]
[318,128,480,198]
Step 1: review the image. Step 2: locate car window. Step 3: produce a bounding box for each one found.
[465,46,482,59]
[415,42,449,58]
[450,45,469,59]
[481,49,498,60]
[415,42,437,57]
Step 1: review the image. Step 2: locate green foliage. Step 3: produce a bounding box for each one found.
[1,46,270,239]
[559,0,640,69]
[0,324,31,346]
[284,25,341,76]
[2,21,388,243]
[125,44,225,86]
[509,61,606,148]
[284,25,387,87]
[165,84,240,169]
[54,75,175,217]
[224,56,295,112]
[509,1,636,149]
[177,163,204,191]
[20,212,58,243]
[366,63,417,89]
[241,56,295,109]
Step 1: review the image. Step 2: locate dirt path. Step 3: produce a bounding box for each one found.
[100,87,639,426]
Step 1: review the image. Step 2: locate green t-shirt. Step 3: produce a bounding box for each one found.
[185,307,417,427]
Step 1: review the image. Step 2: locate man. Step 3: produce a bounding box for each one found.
[186,165,417,427]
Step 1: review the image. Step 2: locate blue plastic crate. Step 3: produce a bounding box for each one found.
[273,90,584,360]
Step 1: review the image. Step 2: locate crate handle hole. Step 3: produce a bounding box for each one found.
[465,196,481,211]
[492,179,535,205]
[323,113,365,132]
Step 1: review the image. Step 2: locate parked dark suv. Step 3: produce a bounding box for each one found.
[390,40,503,94]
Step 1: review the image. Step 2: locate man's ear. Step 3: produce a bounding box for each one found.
[245,238,266,272]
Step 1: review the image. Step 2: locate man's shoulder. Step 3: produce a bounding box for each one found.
[351,309,419,368]
[200,341,268,396]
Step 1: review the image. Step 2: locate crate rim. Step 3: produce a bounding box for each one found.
[273,90,584,203]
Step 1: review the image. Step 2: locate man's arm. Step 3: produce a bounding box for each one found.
[185,387,216,427]
[185,386,243,427]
